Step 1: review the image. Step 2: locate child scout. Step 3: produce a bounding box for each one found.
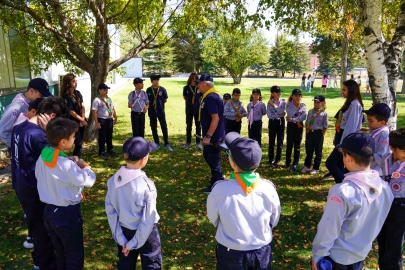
[224,88,247,134]
[128,77,149,138]
[105,137,162,269]
[312,132,393,270]
[362,103,391,174]
[377,128,405,270]
[35,117,96,269]
[0,78,51,147]
[92,83,119,160]
[10,96,68,269]
[146,73,172,151]
[207,132,281,269]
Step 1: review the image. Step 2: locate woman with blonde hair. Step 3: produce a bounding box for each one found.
[60,73,87,158]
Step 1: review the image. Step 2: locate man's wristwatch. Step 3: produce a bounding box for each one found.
[206,134,212,139]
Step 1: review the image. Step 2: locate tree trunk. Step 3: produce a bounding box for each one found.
[340,31,349,93]
[399,59,405,93]
[282,71,285,77]
[358,0,403,130]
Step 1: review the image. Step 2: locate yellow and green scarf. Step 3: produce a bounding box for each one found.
[199,87,221,121]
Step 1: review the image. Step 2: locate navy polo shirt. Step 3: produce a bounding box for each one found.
[10,121,49,189]
[200,92,225,142]
[183,85,203,115]
[146,86,168,118]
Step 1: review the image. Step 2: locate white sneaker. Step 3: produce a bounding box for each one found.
[34,266,40,270]
[23,236,34,249]
[196,143,202,150]
[165,144,173,152]
[310,169,319,175]
[301,166,311,173]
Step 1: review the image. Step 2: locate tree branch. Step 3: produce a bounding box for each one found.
[106,0,133,22]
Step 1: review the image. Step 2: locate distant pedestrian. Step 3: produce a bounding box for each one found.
[321,75,327,95]
[306,75,312,93]
[365,76,371,95]
[327,75,332,89]
[301,73,307,90]
[311,73,316,88]
[333,74,338,90]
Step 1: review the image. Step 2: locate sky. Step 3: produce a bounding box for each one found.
[245,0,313,45]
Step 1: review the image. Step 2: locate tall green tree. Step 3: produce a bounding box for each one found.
[269,34,308,77]
[0,0,248,140]
[201,24,269,84]
[172,35,204,73]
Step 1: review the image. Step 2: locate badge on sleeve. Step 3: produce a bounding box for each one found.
[392,171,401,179]
[330,197,342,204]
[391,182,402,192]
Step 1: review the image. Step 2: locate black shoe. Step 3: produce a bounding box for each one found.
[272,162,279,167]
[99,152,108,160]
[201,185,212,194]
[266,161,272,165]
[323,172,332,179]
[107,151,118,157]
[290,165,298,170]
[283,164,290,169]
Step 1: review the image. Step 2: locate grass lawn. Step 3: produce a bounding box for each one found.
[1,78,405,269]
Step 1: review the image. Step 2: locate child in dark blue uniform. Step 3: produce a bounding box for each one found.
[183,72,203,150]
[146,73,172,151]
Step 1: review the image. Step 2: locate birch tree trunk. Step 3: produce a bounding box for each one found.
[358,0,404,130]
[340,32,349,95]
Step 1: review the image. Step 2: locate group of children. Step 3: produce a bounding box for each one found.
[4,75,405,270]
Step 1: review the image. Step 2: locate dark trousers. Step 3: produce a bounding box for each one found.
[16,183,56,269]
[150,116,169,145]
[324,256,363,270]
[117,224,162,270]
[131,111,146,138]
[186,114,201,143]
[43,203,84,270]
[311,81,314,88]
[98,118,113,154]
[73,125,85,158]
[286,122,303,166]
[248,121,262,146]
[268,118,285,163]
[377,198,405,270]
[326,130,345,183]
[216,243,272,270]
[203,144,224,186]
[304,130,324,170]
[226,119,242,134]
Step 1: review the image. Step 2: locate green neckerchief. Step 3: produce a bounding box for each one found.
[231,172,260,195]
[41,146,68,168]
[97,94,112,116]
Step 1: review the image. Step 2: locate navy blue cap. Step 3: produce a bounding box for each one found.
[313,95,325,102]
[292,89,302,95]
[98,83,110,89]
[28,98,44,110]
[252,88,261,95]
[337,132,375,158]
[363,103,391,118]
[150,73,161,80]
[28,78,52,97]
[133,77,144,85]
[194,73,213,83]
[270,86,282,93]
[223,93,231,100]
[225,132,262,171]
[123,137,158,161]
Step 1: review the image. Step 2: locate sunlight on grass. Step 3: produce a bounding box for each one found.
[1,78,404,269]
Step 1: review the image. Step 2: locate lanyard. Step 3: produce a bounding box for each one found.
[372,126,389,139]
[152,86,160,110]
[384,155,405,181]
[133,90,144,109]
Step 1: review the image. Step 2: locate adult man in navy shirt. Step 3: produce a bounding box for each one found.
[196,73,225,193]
[11,96,68,269]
